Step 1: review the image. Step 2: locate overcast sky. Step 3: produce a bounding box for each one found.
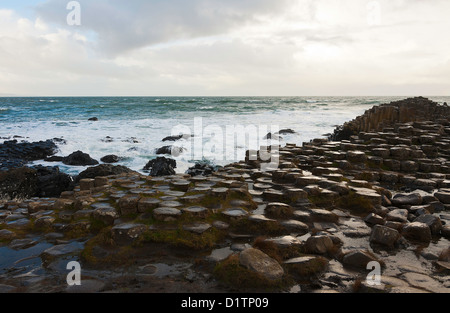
[0,0,449,96]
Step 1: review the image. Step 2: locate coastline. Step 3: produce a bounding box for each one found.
[0,96,449,293]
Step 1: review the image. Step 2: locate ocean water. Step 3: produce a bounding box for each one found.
[1,96,449,175]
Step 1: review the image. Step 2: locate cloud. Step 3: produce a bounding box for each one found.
[36,0,295,55]
[0,1,449,96]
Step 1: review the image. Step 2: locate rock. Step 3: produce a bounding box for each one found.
[346,151,367,163]
[364,213,385,226]
[0,139,58,170]
[143,157,176,176]
[265,202,293,218]
[0,284,16,293]
[44,156,64,162]
[79,178,95,191]
[369,224,400,247]
[392,193,423,206]
[155,146,185,156]
[310,209,339,223]
[138,198,160,213]
[9,238,37,250]
[182,222,211,234]
[277,129,296,135]
[222,208,248,219]
[153,207,182,221]
[434,191,450,204]
[112,223,148,244]
[305,235,334,255]
[402,222,432,243]
[100,155,120,163]
[342,250,379,269]
[118,195,140,215]
[182,206,209,218]
[280,220,309,235]
[402,272,448,293]
[186,161,220,177]
[7,218,31,229]
[63,151,99,166]
[0,229,15,240]
[386,209,409,223]
[413,214,442,235]
[0,167,38,199]
[35,216,56,228]
[77,164,134,181]
[66,280,105,293]
[92,205,119,225]
[88,117,98,121]
[33,165,73,197]
[162,134,192,142]
[40,242,83,264]
[284,256,329,278]
[263,133,282,140]
[239,248,284,280]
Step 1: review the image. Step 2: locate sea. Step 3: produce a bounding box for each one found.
[1,96,449,176]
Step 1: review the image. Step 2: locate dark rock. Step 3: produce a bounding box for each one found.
[63,151,99,166]
[263,133,282,140]
[33,165,73,197]
[186,161,221,177]
[342,250,379,269]
[0,167,38,199]
[100,155,120,164]
[44,156,64,162]
[0,139,58,170]
[155,146,185,156]
[143,157,176,177]
[88,117,98,121]
[277,129,296,135]
[413,214,442,235]
[392,193,423,206]
[402,222,432,243]
[305,235,334,255]
[162,134,192,142]
[77,164,134,181]
[369,224,400,247]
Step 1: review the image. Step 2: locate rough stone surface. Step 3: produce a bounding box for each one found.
[239,248,284,280]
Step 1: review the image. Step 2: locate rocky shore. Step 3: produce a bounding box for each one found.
[0,97,449,293]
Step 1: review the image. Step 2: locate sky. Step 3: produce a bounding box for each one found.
[0,0,449,96]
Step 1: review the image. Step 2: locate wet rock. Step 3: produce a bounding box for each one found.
[7,218,31,229]
[35,216,56,228]
[100,155,120,164]
[402,222,432,243]
[369,225,400,247]
[112,223,148,244]
[40,242,83,264]
[0,139,58,170]
[88,117,98,121]
[402,272,448,293]
[239,248,284,280]
[9,238,38,250]
[413,214,442,235]
[0,167,38,199]
[0,229,15,240]
[63,151,99,166]
[305,235,334,255]
[342,250,379,269]
[143,157,176,176]
[212,221,229,230]
[222,208,248,219]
